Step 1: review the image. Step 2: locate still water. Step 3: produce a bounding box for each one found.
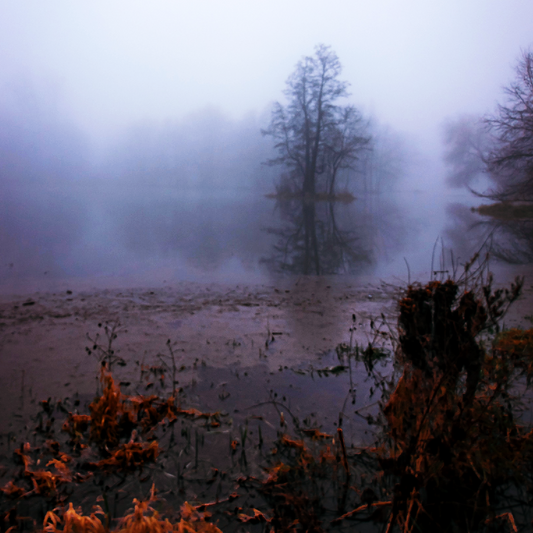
[1,183,531,293]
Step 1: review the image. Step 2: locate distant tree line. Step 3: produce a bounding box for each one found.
[0,80,90,186]
[0,55,406,195]
[0,79,277,192]
[106,110,276,191]
[444,49,533,201]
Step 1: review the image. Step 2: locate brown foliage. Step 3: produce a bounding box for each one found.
[376,277,532,531]
[42,495,223,533]
[88,368,135,450]
[86,442,159,473]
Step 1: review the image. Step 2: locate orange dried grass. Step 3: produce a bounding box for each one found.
[44,503,106,533]
[88,441,159,472]
[89,368,133,450]
[42,492,223,533]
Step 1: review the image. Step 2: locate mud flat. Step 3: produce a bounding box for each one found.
[0,271,531,440]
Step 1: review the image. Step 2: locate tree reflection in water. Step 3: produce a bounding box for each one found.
[484,218,533,264]
[261,198,372,275]
[445,203,533,265]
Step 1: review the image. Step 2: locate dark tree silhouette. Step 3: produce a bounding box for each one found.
[485,50,533,200]
[442,51,533,201]
[262,44,370,197]
[323,105,371,196]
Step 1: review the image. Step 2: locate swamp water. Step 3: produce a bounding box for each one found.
[2,184,528,293]
[1,184,532,530]
[1,184,531,442]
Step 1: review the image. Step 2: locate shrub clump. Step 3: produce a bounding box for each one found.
[375,276,532,532]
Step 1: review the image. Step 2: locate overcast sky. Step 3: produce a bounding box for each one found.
[1,0,532,156]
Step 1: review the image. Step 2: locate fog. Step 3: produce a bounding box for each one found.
[3,1,533,157]
[1,1,532,291]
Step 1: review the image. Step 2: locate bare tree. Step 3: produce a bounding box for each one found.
[322,105,371,196]
[263,44,370,196]
[442,115,490,189]
[485,50,533,200]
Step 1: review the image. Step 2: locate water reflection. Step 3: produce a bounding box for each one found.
[6,183,529,293]
[491,219,533,264]
[262,198,378,276]
[0,184,414,293]
[445,203,533,265]
[108,191,276,276]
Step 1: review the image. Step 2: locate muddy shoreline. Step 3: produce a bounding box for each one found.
[1,274,531,440]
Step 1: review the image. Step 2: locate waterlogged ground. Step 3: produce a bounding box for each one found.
[1,273,532,531]
[0,278,399,437]
[0,277,400,530]
[1,272,532,440]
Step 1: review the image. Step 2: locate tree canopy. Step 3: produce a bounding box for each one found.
[444,50,533,200]
[263,45,371,197]
[485,49,533,199]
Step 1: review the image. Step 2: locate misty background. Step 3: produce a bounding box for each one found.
[1,1,532,292]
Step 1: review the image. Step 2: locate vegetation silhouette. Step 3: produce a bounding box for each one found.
[444,49,533,204]
[262,44,371,199]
